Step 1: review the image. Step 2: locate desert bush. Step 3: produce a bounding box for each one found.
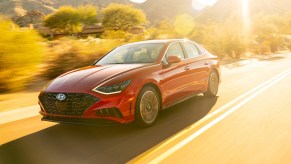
[0,16,44,92]
[44,5,98,35]
[250,35,284,55]
[102,3,147,31]
[43,37,123,79]
[101,30,129,40]
[284,36,291,50]
[144,19,177,39]
[194,17,248,59]
[251,14,286,54]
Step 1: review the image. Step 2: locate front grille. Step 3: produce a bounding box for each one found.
[96,108,123,118]
[39,92,99,116]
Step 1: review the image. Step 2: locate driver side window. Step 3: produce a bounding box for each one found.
[165,43,184,59]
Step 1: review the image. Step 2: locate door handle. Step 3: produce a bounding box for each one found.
[184,66,190,70]
[204,62,209,65]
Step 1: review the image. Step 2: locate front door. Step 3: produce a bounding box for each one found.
[161,42,194,106]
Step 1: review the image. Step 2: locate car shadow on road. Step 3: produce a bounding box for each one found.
[1,95,218,164]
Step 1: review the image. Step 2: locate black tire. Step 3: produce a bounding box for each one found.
[135,86,161,127]
[203,70,219,97]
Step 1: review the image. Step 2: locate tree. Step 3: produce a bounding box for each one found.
[222,17,248,59]
[197,17,248,59]
[101,3,147,31]
[0,16,44,92]
[144,19,176,39]
[252,14,284,53]
[197,22,227,59]
[78,5,99,25]
[284,12,291,35]
[44,5,98,34]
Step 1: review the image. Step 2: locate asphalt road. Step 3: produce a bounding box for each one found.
[1,54,291,164]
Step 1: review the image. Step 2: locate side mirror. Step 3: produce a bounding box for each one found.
[167,55,181,64]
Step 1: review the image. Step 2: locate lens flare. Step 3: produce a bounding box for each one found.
[174,14,196,36]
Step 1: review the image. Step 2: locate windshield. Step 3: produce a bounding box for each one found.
[96,43,164,65]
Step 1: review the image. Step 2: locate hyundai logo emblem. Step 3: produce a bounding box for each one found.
[56,93,66,101]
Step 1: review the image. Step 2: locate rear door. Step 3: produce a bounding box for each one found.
[181,41,209,92]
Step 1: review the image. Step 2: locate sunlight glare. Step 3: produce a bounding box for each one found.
[130,0,147,3]
[242,0,251,35]
[192,0,218,11]
[199,0,218,6]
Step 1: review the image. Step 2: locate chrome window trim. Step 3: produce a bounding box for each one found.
[181,41,201,59]
[160,41,187,64]
[190,41,206,54]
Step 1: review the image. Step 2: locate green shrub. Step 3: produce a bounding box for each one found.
[0,17,44,93]
[101,30,129,40]
[102,3,147,31]
[44,5,98,35]
[193,19,248,59]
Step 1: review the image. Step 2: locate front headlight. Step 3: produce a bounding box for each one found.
[93,80,131,94]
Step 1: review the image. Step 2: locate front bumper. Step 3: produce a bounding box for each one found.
[38,90,136,125]
[41,115,120,126]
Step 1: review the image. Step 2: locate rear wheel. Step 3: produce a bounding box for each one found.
[203,70,219,97]
[135,86,160,127]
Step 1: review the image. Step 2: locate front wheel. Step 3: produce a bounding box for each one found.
[135,86,160,127]
[203,70,219,97]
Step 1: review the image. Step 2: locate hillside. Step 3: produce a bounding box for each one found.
[0,0,195,22]
[199,0,291,21]
[0,0,291,23]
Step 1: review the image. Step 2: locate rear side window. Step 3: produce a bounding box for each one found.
[194,43,206,54]
[182,42,200,58]
[165,43,185,59]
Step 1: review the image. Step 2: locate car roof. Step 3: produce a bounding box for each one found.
[124,39,188,46]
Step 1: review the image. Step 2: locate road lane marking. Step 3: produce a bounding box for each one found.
[129,68,291,163]
[149,69,291,163]
[0,105,40,125]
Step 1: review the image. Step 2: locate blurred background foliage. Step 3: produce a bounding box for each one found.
[0,16,44,92]
[0,3,291,93]
[101,3,147,31]
[43,37,123,79]
[44,5,98,35]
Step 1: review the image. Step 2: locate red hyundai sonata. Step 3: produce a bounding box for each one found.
[39,39,220,127]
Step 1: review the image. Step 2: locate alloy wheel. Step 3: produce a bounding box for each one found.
[210,72,218,95]
[139,91,159,124]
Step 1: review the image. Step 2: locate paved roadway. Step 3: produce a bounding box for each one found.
[1,54,290,164]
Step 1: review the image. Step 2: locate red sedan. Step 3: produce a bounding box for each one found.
[39,39,220,127]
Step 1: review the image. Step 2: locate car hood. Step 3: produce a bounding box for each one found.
[45,64,147,92]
